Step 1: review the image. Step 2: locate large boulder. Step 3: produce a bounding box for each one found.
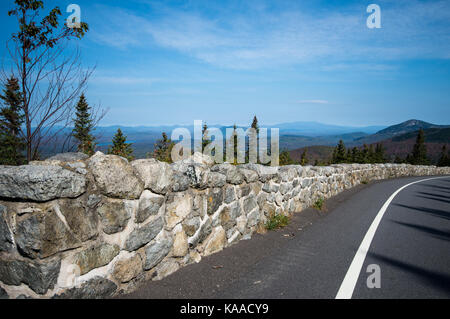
[53,277,117,299]
[96,198,131,235]
[74,243,120,275]
[46,152,89,162]
[131,159,174,194]
[88,152,144,199]
[112,254,143,283]
[136,190,164,224]
[0,258,60,294]
[0,205,14,252]
[0,165,86,202]
[124,216,164,252]
[143,235,173,270]
[15,206,82,259]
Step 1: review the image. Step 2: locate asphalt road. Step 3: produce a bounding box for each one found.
[122,176,450,299]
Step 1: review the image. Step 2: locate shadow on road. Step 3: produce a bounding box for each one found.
[416,195,450,205]
[389,220,450,242]
[392,203,450,221]
[368,252,450,296]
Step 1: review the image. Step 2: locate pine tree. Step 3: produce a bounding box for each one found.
[351,147,360,163]
[0,77,26,165]
[279,150,295,166]
[72,94,95,156]
[251,115,259,134]
[374,143,385,163]
[410,130,429,165]
[300,149,308,166]
[332,140,347,164]
[437,145,449,167]
[360,144,370,163]
[202,123,211,151]
[153,132,174,163]
[108,128,134,161]
[394,155,404,164]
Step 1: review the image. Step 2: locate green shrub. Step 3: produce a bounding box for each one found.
[265,214,290,230]
[312,197,325,211]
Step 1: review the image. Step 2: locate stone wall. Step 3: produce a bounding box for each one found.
[0,151,448,299]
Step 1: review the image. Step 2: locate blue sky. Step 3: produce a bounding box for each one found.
[1,0,449,127]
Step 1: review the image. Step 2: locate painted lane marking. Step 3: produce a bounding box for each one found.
[335,176,449,299]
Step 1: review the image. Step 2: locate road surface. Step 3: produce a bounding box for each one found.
[121,176,450,299]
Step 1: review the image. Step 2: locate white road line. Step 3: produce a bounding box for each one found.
[335,176,449,299]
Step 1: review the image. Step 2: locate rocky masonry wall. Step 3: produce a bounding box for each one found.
[0,151,449,299]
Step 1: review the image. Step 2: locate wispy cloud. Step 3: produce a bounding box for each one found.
[297,100,329,105]
[88,0,450,69]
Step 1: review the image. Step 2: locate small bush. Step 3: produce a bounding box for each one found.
[313,197,325,211]
[265,214,290,230]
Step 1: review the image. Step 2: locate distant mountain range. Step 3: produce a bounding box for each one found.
[39,119,449,161]
[289,120,450,164]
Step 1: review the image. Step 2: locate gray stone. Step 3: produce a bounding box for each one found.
[97,198,131,235]
[46,152,89,162]
[144,236,173,270]
[132,159,173,194]
[0,165,86,202]
[59,198,98,242]
[224,185,236,204]
[207,188,223,215]
[212,164,244,185]
[0,258,60,294]
[171,171,190,192]
[74,244,120,275]
[0,286,8,299]
[89,152,144,199]
[188,216,212,248]
[243,196,258,214]
[206,172,226,188]
[113,254,143,283]
[247,209,260,228]
[15,207,81,259]
[182,216,201,237]
[125,216,164,251]
[53,277,117,299]
[240,168,259,183]
[239,185,252,198]
[229,202,242,219]
[87,194,102,208]
[0,205,13,252]
[280,182,292,195]
[136,191,164,224]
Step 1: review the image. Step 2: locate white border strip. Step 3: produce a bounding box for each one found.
[335,176,449,299]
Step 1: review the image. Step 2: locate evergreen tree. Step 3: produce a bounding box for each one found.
[0,77,26,165]
[108,128,134,161]
[202,123,211,151]
[366,144,375,164]
[394,155,404,164]
[251,115,259,134]
[72,94,95,156]
[153,132,174,163]
[437,145,450,167]
[351,147,360,163]
[374,143,385,163]
[300,149,308,166]
[409,130,429,165]
[332,140,347,163]
[279,150,296,166]
[360,144,370,163]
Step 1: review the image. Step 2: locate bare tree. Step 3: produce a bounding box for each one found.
[2,0,104,161]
